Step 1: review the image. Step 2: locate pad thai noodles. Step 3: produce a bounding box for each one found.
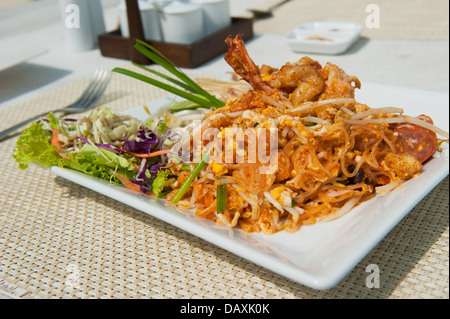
[14,35,449,235]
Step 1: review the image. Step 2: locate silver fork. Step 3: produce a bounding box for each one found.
[0,69,112,141]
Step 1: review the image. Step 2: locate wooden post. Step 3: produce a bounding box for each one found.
[125,0,150,64]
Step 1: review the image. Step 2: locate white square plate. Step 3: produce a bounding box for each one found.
[285,21,363,55]
[50,82,449,289]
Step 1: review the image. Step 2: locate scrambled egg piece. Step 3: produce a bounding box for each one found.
[381,153,422,179]
[211,162,228,176]
[270,186,292,207]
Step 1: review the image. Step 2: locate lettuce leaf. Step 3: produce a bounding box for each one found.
[13,122,69,170]
[151,169,172,197]
[13,122,136,183]
[46,112,60,129]
[77,144,136,172]
[71,144,137,182]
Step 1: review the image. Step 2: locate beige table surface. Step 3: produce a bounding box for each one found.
[0,0,448,299]
[251,0,449,41]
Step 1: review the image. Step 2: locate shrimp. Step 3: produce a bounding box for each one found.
[260,57,325,105]
[319,62,361,100]
[224,35,326,105]
[224,34,274,94]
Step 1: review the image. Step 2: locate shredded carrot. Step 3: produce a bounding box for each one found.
[58,151,71,159]
[51,128,62,150]
[121,148,172,158]
[51,128,70,159]
[112,171,141,192]
[161,162,174,169]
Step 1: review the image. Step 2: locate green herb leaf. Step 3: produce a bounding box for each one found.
[112,39,226,111]
[113,67,212,108]
[169,100,203,113]
[134,40,223,106]
[132,62,193,93]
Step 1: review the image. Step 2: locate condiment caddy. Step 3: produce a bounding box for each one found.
[98,0,254,68]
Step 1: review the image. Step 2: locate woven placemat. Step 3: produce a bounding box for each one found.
[0,65,448,299]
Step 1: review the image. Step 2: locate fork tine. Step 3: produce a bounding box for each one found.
[75,69,107,107]
[0,69,111,141]
[88,71,112,107]
[76,70,111,109]
[70,69,103,106]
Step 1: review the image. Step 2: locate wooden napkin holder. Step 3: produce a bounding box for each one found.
[98,0,254,68]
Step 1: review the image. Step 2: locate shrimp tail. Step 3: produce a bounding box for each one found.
[224,35,273,93]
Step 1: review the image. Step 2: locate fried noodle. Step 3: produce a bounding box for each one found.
[161,35,448,234]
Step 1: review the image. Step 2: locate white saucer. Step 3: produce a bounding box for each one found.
[285,21,363,55]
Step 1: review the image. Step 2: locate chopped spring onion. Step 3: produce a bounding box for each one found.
[216,184,227,214]
[180,165,191,172]
[172,150,210,204]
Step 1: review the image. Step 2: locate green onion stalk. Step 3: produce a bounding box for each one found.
[112,40,226,112]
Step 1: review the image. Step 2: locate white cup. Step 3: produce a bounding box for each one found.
[190,0,231,36]
[159,1,204,44]
[59,0,95,52]
[119,0,162,41]
[86,0,106,45]
[152,0,174,5]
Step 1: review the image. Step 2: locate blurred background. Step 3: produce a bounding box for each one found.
[1,0,448,40]
[0,0,448,108]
